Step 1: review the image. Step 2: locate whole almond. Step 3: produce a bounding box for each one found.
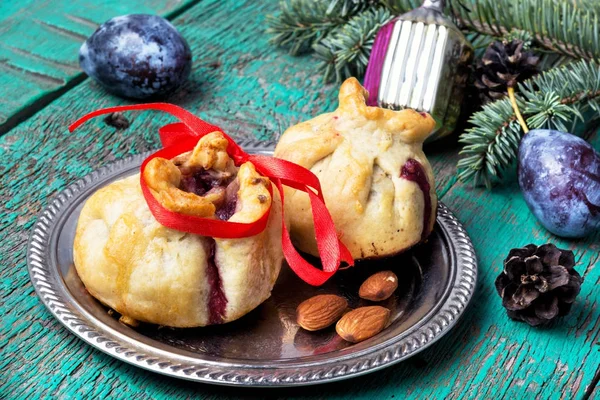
[359,270,398,301]
[336,306,390,343]
[296,294,348,331]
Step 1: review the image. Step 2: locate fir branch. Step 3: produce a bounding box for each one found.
[449,0,600,61]
[469,29,534,60]
[524,92,580,132]
[378,0,423,14]
[501,29,533,49]
[496,30,576,73]
[384,0,600,60]
[535,52,575,71]
[466,31,495,59]
[266,0,377,55]
[269,0,600,83]
[457,59,600,188]
[313,7,393,82]
[327,0,382,16]
[457,98,523,187]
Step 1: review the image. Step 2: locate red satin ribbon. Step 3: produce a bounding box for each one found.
[69,103,353,286]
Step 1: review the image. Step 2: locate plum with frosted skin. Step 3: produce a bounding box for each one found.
[518,129,600,237]
[79,14,191,99]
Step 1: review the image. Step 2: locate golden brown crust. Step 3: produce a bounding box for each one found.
[144,157,217,217]
[73,132,286,328]
[143,131,271,221]
[230,163,272,223]
[274,78,437,260]
[338,77,436,143]
[74,174,284,328]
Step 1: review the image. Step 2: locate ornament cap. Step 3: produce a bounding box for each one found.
[422,0,445,13]
[363,0,473,142]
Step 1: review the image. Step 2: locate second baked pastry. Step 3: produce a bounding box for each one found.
[274,78,437,260]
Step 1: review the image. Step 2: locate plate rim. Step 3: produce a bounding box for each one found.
[27,141,478,387]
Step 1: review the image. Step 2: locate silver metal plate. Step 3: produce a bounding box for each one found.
[27,140,478,387]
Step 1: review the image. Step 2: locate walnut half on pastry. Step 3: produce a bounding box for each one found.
[274,78,437,260]
[74,132,284,327]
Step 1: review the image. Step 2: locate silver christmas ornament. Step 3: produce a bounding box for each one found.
[364,0,473,142]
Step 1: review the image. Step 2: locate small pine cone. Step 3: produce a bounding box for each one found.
[474,40,539,103]
[495,244,583,326]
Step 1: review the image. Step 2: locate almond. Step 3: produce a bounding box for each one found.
[296,294,348,331]
[336,306,390,343]
[358,270,398,301]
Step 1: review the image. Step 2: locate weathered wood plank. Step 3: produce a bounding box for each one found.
[0,0,598,399]
[0,0,199,135]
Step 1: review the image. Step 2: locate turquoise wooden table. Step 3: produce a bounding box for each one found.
[1,1,598,398]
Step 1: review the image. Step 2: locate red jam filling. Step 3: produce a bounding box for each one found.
[205,239,227,324]
[215,180,239,221]
[177,165,232,323]
[400,159,432,241]
[180,169,232,196]
[179,168,238,221]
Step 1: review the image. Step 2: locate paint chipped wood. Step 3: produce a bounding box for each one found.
[0,0,598,399]
[0,0,199,134]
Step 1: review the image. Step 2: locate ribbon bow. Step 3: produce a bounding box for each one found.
[69,103,353,286]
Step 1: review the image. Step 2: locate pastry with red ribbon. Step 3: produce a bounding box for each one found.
[74,132,284,327]
[274,78,437,260]
[70,103,353,328]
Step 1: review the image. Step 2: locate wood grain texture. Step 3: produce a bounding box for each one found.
[0,0,199,135]
[1,0,599,399]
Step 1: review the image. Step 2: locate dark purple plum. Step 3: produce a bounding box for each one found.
[79,14,191,99]
[518,129,600,237]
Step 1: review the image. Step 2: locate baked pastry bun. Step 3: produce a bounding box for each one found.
[74,132,284,327]
[274,78,437,260]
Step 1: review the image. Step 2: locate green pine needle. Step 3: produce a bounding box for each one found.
[457,60,600,188]
[450,0,600,60]
[266,0,376,56]
[313,7,393,82]
[267,1,600,189]
[268,0,600,82]
[524,93,581,132]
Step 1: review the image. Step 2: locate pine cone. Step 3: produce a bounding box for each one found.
[474,40,539,103]
[495,244,583,326]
